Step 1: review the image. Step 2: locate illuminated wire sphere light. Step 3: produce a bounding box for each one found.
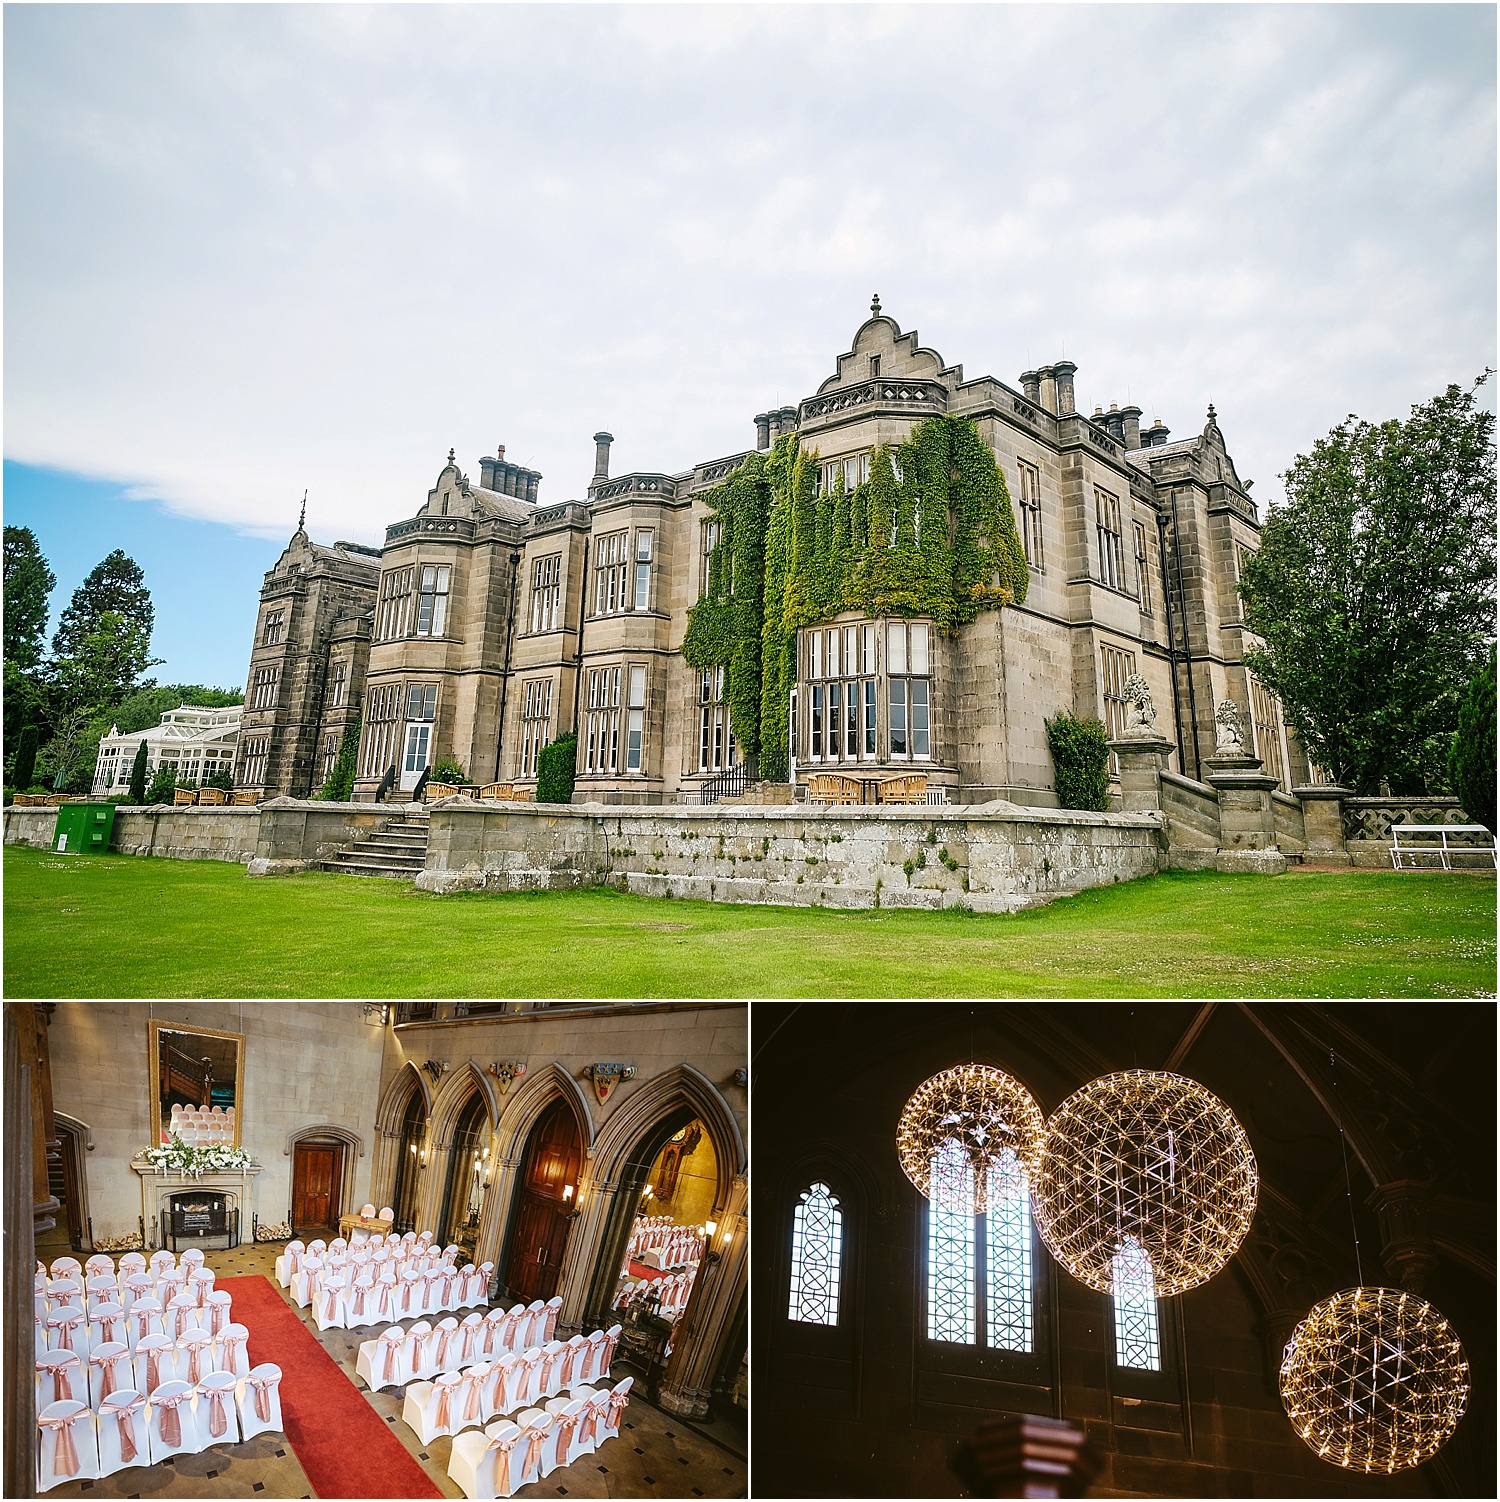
[1031,1069,1257,1297]
[896,1064,1045,1213]
[1280,1287,1469,1473]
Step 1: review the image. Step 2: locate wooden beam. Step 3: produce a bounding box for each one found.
[1163,1003,1218,1071]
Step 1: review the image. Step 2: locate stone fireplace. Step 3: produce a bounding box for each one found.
[132,1159,262,1251]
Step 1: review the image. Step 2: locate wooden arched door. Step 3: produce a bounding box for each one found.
[506,1098,582,1301]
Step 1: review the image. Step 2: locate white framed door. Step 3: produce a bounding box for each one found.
[400,723,431,790]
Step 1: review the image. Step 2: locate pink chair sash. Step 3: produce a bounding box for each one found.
[38,1355,77,1402]
[103,1395,144,1463]
[493,1363,512,1411]
[247,1372,279,1423]
[559,1345,579,1386]
[464,1368,485,1421]
[91,1347,131,1398]
[578,1405,597,1445]
[203,1383,230,1438]
[323,1285,342,1322]
[402,1278,416,1314]
[155,1389,193,1448]
[181,1336,211,1384]
[377,1280,394,1317]
[141,1344,166,1393]
[220,1329,248,1371]
[460,1321,479,1363]
[208,1297,231,1334]
[433,1378,456,1430]
[49,1311,86,1349]
[353,1282,371,1317]
[491,1430,519,1463]
[407,1329,426,1372]
[420,1273,439,1307]
[435,1326,454,1369]
[524,1424,547,1476]
[95,1308,125,1345]
[555,1413,577,1464]
[482,1316,502,1356]
[39,1410,83,1478]
[606,1390,630,1429]
[379,1331,404,1383]
[439,1271,458,1307]
[602,1332,620,1369]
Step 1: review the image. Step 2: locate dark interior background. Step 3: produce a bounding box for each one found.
[751,1002,1495,1499]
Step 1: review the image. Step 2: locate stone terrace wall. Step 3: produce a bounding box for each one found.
[4,805,262,861]
[414,801,1165,913]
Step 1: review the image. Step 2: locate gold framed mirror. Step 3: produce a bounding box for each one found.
[148,1020,245,1149]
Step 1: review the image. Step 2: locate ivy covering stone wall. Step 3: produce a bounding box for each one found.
[683,415,1029,781]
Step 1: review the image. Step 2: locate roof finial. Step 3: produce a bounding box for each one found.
[447,447,456,466]
[298,489,307,532]
[1207,402,1217,425]
[871,292,881,317]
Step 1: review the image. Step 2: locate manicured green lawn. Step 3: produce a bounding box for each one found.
[4,844,1494,998]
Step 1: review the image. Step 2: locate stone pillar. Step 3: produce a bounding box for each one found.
[1109,731,1174,815]
[1368,1180,1438,1294]
[1206,751,1286,874]
[1120,404,1143,449]
[1020,371,1041,405]
[1052,360,1078,416]
[369,1125,401,1215]
[754,413,771,451]
[658,1175,747,1418]
[592,432,614,486]
[1294,784,1350,864]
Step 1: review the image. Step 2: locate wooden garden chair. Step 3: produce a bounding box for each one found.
[877,773,928,805]
[807,773,862,806]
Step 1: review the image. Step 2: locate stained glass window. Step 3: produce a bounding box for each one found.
[985,1149,1033,1352]
[788,1182,842,1325]
[1112,1235,1162,1370]
[927,1138,976,1343]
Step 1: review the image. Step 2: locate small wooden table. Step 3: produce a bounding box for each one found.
[338,1213,390,1240]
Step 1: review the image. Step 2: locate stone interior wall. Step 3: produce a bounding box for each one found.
[645,1124,718,1233]
[46,1003,388,1244]
[414,802,1164,913]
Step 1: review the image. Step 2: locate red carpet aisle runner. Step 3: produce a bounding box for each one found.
[627,1259,667,1281]
[216,1276,441,1500]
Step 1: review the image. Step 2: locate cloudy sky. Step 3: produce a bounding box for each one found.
[5,2,1495,684]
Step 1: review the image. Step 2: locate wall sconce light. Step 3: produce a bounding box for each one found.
[642,1185,654,1199]
[362,1003,391,1025]
[563,1184,575,1201]
[704,1219,718,1238]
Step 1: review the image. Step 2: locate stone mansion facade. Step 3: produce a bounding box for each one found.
[234,304,1300,805]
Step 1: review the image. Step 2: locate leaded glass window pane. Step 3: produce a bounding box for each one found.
[927,1138,975,1343]
[985,1149,1033,1353]
[1112,1235,1161,1369]
[789,1182,842,1325]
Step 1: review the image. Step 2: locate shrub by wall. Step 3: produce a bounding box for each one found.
[536,731,578,805]
[1046,711,1112,812]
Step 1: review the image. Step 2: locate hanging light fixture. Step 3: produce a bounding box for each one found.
[896,1064,1045,1213]
[1031,1069,1257,1296]
[1280,1287,1468,1472]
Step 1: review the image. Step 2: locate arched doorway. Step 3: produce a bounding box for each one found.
[389,1089,426,1234]
[503,1098,583,1302]
[437,1092,493,1261]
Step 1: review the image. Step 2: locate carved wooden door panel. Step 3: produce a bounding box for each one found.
[506,1100,581,1301]
[292,1144,342,1233]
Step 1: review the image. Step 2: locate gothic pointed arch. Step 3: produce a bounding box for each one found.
[494,1063,596,1165]
[427,1060,500,1149]
[374,1060,432,1136]
[591,1063,744,1209]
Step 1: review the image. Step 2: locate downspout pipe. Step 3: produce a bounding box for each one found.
[1156,511,1187,775]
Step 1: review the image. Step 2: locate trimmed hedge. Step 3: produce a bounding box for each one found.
[536,731,578,805]
[1046,711,1112,812]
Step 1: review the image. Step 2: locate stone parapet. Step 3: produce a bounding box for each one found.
[414,800,1165,913]
[4,805,262,862]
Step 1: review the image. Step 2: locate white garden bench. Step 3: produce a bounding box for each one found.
[1389,824,1497,871]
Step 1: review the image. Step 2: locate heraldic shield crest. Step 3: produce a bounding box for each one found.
[585,1063,637,1104]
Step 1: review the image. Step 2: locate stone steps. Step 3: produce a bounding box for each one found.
[317,816,430,879]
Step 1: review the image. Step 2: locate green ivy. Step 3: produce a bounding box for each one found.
[683,415,1028,783]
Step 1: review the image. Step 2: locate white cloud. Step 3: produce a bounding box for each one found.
[5,3,1494,540]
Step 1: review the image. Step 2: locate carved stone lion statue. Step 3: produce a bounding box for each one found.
[1214,698,1247,753]
[1121,673,1157,733]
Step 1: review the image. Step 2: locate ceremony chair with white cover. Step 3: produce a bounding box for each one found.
[45,1305,92,1358]
[37,1398,98,1490]
[580,1329,607,1385]
[538,1341,566,1400]
[418,1265,443,1316]
[291,1255,323,1309]
[96,1389,149,1479]
[545,1396,587,1472]
[50,1256,84,1281]
[456,1311,485,1366]
[239,1362,285,1440]
[47,1277,84,1312]
[148,1250,175,1279]
[214,1322,251,1379]
[181,1247,206,1272]
[558,1334,587,1389]
[314,1273,348,1332]
[118,1252,148,1278]
[146,1379,201,1463]
[515,1347,546,1409]
[121,1273,155,1313]
[89,1301,127,1352]
[599,1323,622,1379]
[599,1375,634,1442]
[275,1239,305,1288]
[436,1263,463,1314]
[520,1299,546,1348]
[397,1264,425,1318]
[379,1205,396,1225]
[355,1326,410,1392]
[125,1296,164,1347]
[402,1369,465,1446]
[189,1268,216,1307]
[133,1333,180,1394]
[406,1319,436,1381]
[88,1341,134,1408]
[459,1361,497,1428]
[36,1349,82,1408]
[86,1274,119,1312]
[35,1304,49,1361]
[541,1294,562,1344]
[449,1420,522,1500]
[330,1236,349,1255]
[158,1269,188,1310]
[431,1317,461,1372]
[517,1413,554,1488]
[306,1238,327,1258]
[84,1254,115,1280]
[205,1289,233,1336]
[347,1270,378,1327]
[417,1229,435,1248]
[177,1325,215,1385]
[490,1351,524,1416]
[198,1370,241,1445]
[167,1291,201,1340]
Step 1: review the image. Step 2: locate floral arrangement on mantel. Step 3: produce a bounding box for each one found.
[140,1134,257,1179]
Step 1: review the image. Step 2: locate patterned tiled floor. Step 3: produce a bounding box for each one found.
[40,1240,747,1500]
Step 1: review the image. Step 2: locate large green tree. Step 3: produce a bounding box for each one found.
[51,549,157,690]
[1239,375,1496,795]
[3,526,56,669]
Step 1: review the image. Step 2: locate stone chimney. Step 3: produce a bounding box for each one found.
[1144,419,1170,447]
[1053,360,1077,416]
[1103,403,1125,445]
[1120,405,1142,450]
[1020,371,1041,406]
[755,413,771,451]
[1037,365,1058,415]
[592,432,614,485]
